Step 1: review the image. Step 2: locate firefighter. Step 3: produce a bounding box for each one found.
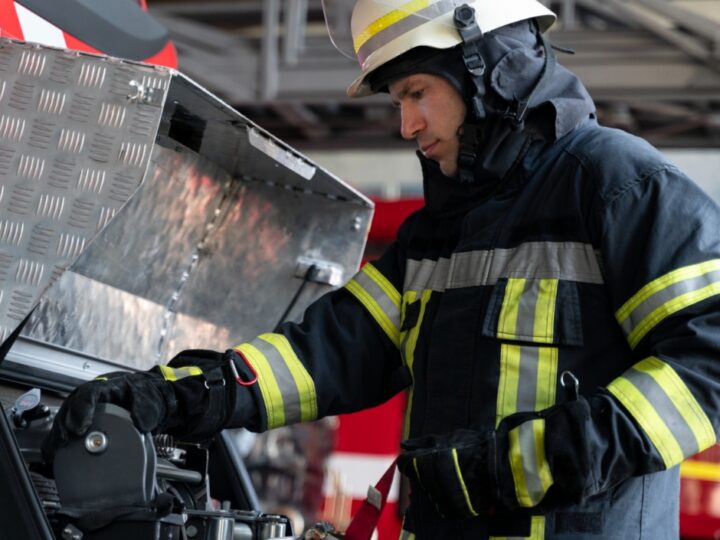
[47,1,720,538]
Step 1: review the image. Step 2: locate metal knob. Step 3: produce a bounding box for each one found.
[84,431,108,454]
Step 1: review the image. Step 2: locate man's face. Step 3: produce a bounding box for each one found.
[389,73,467,177]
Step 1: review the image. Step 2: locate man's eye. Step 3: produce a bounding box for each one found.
[411,89,424,99]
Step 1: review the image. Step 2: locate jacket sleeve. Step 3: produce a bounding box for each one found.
[496,163,720,510]
[229,241,411,432]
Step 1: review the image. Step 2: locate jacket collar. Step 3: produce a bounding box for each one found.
[421,29,596,216]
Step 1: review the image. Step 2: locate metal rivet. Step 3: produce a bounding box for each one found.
[84,431,108,454]
[127,80,154,104]
[186,524,198,538]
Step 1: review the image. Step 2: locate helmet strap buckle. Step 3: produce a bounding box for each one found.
[457,122,481,183]
[463,52,485,78]
[453,5,487,121]
[453,4,488,181]
[502,104,525,130]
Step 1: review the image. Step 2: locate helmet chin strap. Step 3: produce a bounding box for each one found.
[453,4,557,183]
[454,4,488,122]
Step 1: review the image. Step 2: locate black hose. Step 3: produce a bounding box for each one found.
[273,265,317,332]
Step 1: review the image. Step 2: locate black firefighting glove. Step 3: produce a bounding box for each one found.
[398,396,653,520]
[43,349,242,461]
[397,428,498,520]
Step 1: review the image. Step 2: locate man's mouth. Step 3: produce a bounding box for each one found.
[421,141,438,157]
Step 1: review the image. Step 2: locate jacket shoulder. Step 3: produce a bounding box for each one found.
[559,124,680,205]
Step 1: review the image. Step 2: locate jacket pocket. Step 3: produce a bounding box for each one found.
[482,277,583,346]
[482,278,583,426]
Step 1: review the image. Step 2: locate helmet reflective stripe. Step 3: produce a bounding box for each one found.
[345,0,557,97]
[355,0,458,66]
[353,0,431,53]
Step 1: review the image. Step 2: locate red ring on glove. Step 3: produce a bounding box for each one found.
[230,349,258,386]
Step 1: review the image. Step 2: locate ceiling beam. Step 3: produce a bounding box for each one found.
[601,0,720,73]
[148,0,720,148]
[272,103,331,140]
[635,0,720,53]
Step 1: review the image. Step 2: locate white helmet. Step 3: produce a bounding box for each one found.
[322,0,557,97]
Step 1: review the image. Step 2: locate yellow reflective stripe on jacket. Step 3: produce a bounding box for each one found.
[496,279,559,426]
[534,348,559,411]
[401,289,432,439]
[159,365,203,381]
[509,419,553,507]
[607,357,716,468]
[258,333,318,423]
[399,290,423,369]
[345,263,401,347]
[235,342,286,429]
[616,259,720,348]
[498,279,526,339]
[533,280,558,343]
[451,448,479,517]
[498,278,559,343]
[235,334,318,429]
[399,529,416,540]
[490,516,546,540]
[497,344,522,426]
[411,456,429,495]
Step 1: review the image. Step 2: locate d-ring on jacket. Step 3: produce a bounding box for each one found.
[231,42,720,540]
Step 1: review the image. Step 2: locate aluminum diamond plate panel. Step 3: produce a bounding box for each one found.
[0,39,169,342]
[0,39,372,378]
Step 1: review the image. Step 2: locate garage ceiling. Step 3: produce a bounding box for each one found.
[148,0,720,149]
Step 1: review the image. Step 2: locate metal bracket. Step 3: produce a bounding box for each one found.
[295,257,344,287]
[127,79,163,107]
[249,127,317,180]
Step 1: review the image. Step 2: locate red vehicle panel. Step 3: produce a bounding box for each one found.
[0,0,177,69]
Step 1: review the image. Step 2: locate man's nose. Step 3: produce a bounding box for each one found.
[400,104,423,140]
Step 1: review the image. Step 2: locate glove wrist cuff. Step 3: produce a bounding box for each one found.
[162,350,238,442]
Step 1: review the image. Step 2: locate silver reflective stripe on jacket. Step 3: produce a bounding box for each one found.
[404,242,603,293]
[508,419,554,508]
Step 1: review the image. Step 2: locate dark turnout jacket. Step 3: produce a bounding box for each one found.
[231,27,720,539]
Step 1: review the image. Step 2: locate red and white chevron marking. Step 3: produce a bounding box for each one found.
[0,0,177,68]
